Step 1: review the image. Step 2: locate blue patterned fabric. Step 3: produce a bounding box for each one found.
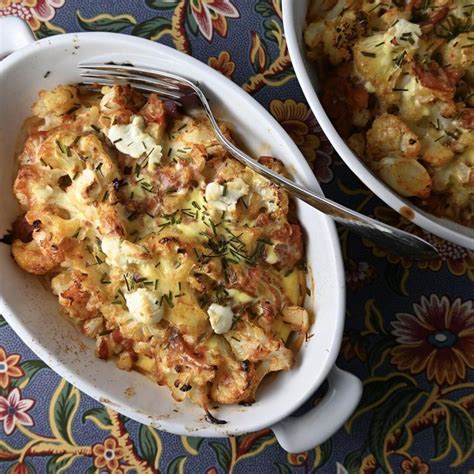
[0,1,472,472]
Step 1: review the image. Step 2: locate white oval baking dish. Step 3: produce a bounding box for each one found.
[0,17,361,453]
[283,0,474,250]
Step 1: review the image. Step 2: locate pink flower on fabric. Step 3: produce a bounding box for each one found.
[0,388,35,435]
[190,0,239,42]
[32,0,65,21]
[0,0,64,30]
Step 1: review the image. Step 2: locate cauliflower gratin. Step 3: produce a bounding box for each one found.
[10,84,310,413]
[304,0,473,227]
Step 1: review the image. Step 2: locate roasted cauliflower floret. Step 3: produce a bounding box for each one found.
[32,85,79,118]
[282,306,310,332]
[377,157,432,198]
[420,128,455,167]
[100,236,152,267]
[348,132,366,157]
[305,9,368,65]
[224,319,294,368]
[431,148,474,199]
[395,73,439,124]
[12,239,58,275]
[441,33,474,71]
[101,84,145,109]
[366,114,421,160]
[354,20,421,100]
[53,272,104,320]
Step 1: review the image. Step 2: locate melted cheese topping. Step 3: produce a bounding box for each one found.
[11,84,310,409]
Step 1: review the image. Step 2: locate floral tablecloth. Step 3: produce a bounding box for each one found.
[0,1,473,473]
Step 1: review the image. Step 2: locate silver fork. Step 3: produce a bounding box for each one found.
[78,63,439,260]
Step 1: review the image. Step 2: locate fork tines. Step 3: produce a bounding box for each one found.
[78,63,195,102]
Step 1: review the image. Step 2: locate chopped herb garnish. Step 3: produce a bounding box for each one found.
[66,106,80,115]
[95,162,104,176]
[181,209,195,219]
[100,274,111,284]
[102,190,109,202]
[162,292,174,308]
[141,182,155,194]
[123,274,131,292]
[368,2,383,12]
[90,124,101,134]
[87,255,104,267]
[135,163,141,177]
[392,88,409,91]
[434,14,471,41]
[95,237,103,253]
[56,140,67,155]
[142,185,154,194]
[113,138,122,144]
[144,147,155,161]
[393,50,406,67]
[361,51,376,58]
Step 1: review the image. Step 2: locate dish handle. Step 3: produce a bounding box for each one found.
[271,366,362,453]
[0,17,35,60]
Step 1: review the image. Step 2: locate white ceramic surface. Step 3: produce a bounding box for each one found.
[283,0,474,250]
[0,17,362,452]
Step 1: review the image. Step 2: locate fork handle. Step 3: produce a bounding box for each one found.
[195,92,438,260]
